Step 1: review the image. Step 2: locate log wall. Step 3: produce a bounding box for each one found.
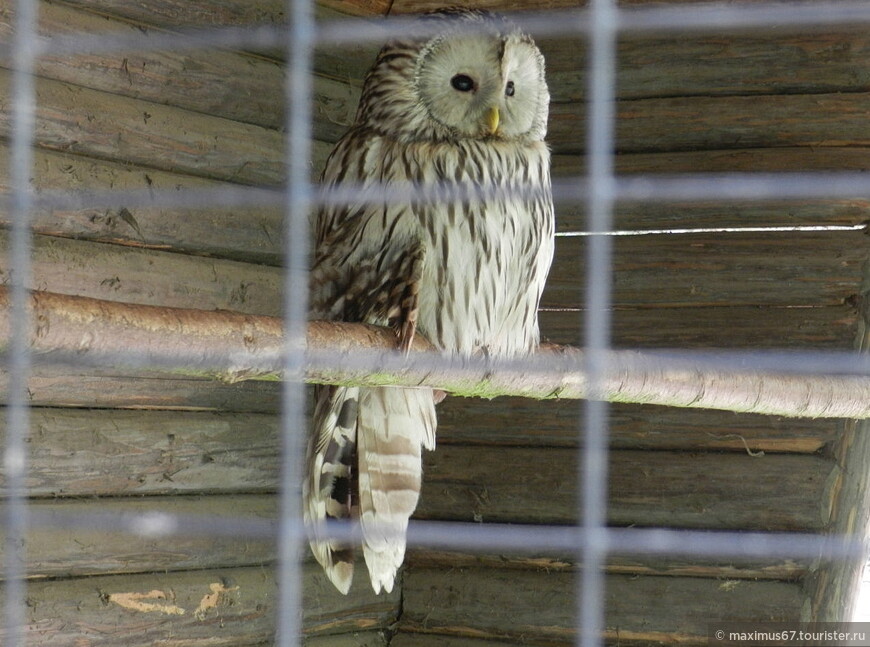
[0,0,867,645]
[808,264,870,620]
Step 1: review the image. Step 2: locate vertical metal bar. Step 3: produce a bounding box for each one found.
[578,1,618,646]
[3,1,38,645]
[276,0,314,645]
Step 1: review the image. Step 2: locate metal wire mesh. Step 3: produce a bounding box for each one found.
[4,2,37,645]
[3,1,870,646]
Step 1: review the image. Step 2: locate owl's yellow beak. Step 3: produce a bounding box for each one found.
[486,107,500,135]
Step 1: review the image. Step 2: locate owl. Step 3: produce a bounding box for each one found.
[305,8,554,594]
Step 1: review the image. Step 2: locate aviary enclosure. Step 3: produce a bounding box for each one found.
[1,0,869,645]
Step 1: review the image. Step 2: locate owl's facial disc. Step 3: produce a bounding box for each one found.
[415,30,547,141]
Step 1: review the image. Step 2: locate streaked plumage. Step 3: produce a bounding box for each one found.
[305,7,555,594]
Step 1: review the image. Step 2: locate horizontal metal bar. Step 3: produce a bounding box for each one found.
[18,508,867,563]
[1,2,868,60]
[5,172,870,219]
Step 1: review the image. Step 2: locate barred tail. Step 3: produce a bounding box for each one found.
[357,386,436,594]
[304,385,359,594]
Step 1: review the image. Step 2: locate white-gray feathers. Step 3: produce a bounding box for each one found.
[306,8,554,594]
[415,25,548,141]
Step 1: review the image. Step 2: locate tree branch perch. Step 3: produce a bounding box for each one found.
[1,287,869,419]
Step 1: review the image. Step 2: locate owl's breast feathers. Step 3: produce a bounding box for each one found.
[313,129,554,358]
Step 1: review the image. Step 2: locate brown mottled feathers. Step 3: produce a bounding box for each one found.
[305,384,358,592]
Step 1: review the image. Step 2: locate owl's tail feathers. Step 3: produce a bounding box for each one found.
[357,386,436,594]
[304,385,360,595]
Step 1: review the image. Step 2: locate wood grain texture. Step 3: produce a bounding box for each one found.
[307,633,389,647]
[553,148,870,233]
[606,147,870,175]
[10,493,809,583]
[437,397,841,452]
[5,229,861,332]
[61,0,391,20]
[400,567,804,645]
[0,287,286,383]
[321,0,392,16]
[8,367,282,411]
[540,32,870,101]
[313,7,382,82]
[6,29,866,187]
[2,145,867,274]
[393,636,507,647]
[1,407,280,497]
[0,387,841,456]
[58,0,289,26]
[550,92,870,155]
[0,288,861,418]
[48,3,382,72]
[3,491,811,586]
[0,2,362,137]
[18,344,860,415]
[1,408,832,532]
[540,305,859,350]
[21,349,835,413]
[14,495,275,579]
[544,231,867,309]
[1,565,399,646]
[416,446,832,531]
[0,230,283,315]
[554,199,870,236]
[407,549,808,581]
[9,291,869,417]
[2,3,277,131]
[0,69,286,186]
[0,145,285,264]
[10,398,840,473]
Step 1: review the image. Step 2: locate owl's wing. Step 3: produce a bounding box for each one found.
[312,129,430,352]
[306,131,436,594]
[312,240,424,352]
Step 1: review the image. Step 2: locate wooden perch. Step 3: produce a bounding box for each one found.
[1,287,869,419]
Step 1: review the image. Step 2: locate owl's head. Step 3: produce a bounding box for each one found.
[356,9,550,144]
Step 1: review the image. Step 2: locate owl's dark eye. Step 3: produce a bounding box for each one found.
[450,74,476,92]
[505,80,515,97]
